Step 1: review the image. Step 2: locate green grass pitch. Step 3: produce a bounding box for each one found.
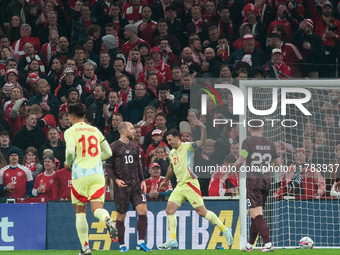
[0,249,339,255]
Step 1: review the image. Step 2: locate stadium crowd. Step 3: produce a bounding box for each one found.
[1,0,340,201]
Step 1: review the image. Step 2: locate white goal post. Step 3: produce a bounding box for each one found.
[237,79,340,249]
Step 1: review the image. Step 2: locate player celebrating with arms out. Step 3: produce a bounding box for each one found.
[105,122,151,252]
[64,103,117,255]
[231,120,281,252]
[158,118,233,250]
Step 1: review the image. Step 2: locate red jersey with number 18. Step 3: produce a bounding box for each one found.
[64,122,106,179]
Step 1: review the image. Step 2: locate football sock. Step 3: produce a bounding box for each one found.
[254,215,271,244]
[167,214,177,240]
[93,208,110,223]
[137,215,147,241]
[204,210,226,232]
[116,219,125,245]
[76,213,89,248]
[249,218,258,245]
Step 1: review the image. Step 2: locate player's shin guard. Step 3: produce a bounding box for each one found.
[254,215,271,244]
[76,213,89,248]
[137,215,147,241]
[93,208,110,223]
[167,214,177,240]
[116,219,125,245]
[249,218,258,245]
[205,210,225,231]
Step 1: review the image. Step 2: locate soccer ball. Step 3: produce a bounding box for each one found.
[299,237,314,249]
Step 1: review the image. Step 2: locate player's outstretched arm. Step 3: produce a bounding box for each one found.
[100,140,112,161]
[160,163,174,189]
[65,142,75,167]
[193,117,207,148]
[233,156,246,170]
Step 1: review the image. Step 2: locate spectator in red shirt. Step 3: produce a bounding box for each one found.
[135,5,157,47]
[267,3,298,42]
[0,147,33,198]
[208,154,238,196]
[58,86,81,114]
[117,75,133,107]
[22,146,43,180]
[159,39,180,68]
[233,23,262,50]
[32,154,56,201]
[189,38,206,65]
[242,3,267,49]
[73,46,86,77]
[2,69,23,112]
[145,162,173,200]
[121,24,150,55]
[150,46,172,82]
[79,62,102,103]
[39,29,59,65]
[275,148,326,199]
[53,166,72,201]
[12,24,41,58]
[216,35,233,64]
[139,106,157,138]
[144,129,169,167]
[122,0,143,24]
[270,48,291,78]
[138,57,164,90]
[267,32,303,78]
[9,98,30,137]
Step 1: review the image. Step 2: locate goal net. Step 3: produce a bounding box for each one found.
[238,79,340,249]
